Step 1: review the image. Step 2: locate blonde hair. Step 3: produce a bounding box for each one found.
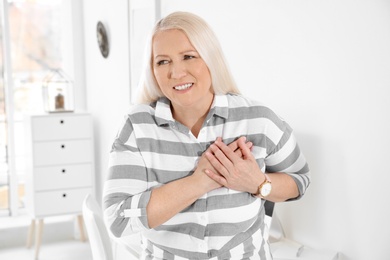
[136,11,240,104]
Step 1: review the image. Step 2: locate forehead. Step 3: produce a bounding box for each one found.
[152,29,196,55]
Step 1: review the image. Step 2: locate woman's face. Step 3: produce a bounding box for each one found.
[152,29,213,112]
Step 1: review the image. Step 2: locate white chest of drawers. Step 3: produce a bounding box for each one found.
[25,112,94,218]
[24,112,94,258]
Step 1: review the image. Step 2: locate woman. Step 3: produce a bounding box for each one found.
[103,11,310,260]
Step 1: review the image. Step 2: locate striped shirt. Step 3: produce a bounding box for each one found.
[103,94,310,260]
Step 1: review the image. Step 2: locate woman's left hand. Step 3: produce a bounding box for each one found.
[205,137,264,194]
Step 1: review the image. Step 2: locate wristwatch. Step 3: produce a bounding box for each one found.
[255,173,272,198]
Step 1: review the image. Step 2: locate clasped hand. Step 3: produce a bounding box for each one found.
[196,137,263,194]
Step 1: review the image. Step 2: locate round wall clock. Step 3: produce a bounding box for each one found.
[96,21,109,58]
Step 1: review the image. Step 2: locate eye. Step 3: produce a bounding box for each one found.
[156,60,169,66]
[184,55,195,60]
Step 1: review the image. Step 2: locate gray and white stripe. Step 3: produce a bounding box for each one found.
[103,94,310,259]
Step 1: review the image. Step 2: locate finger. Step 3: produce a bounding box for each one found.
[234,148,243,158]
[214,139,242,164]
[204,169,227,186]
[234,141,252,158]
[205,151,230,178]
[237,138,255,160]
[209,144,234,170]
[227,138,239,152]
[216,137,252,158]
[227,136,246,152]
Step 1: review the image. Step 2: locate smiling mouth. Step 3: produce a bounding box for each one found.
[174,83,193,91]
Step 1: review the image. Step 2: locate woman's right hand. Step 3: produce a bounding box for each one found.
[192,136,253,192]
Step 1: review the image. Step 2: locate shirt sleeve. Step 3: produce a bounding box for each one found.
[264,118,311,200]
[102,116,152,239]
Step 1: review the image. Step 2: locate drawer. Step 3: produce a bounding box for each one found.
[34,164,92,191]
[31,115,92,141]
[33,140,92,166]
[34,188,91,217]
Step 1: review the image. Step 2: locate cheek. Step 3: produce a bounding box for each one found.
[153,69,166,86]
[198,66,212,86]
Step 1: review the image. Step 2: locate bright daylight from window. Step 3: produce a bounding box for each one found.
[0,0,66,216]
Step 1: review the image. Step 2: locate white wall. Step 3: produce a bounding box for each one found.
[82,1,390,259]
[160,1,390,259]
[82,0,131,199]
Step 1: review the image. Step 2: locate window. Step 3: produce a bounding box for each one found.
[0,0,79,216]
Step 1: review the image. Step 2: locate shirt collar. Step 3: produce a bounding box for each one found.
[155,97,173,126]
[211,94,229,119]
[154,94,229,126]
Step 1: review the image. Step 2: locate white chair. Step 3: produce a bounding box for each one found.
[83,194,114,260]
[82,194,141,260]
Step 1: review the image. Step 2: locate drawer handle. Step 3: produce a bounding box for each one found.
[61,144,65,149]
[62,193,67,198]
[62,169,66,173]
[60,120,64,124]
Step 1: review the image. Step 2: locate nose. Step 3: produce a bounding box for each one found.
[169,61,187,79]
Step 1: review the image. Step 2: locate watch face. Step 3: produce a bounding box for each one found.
[261,183,272,197]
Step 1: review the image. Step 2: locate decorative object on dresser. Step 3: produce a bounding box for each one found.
[42,69,75,113]
[24,112,95,259]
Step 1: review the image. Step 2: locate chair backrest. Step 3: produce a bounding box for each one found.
[264,200,285,242]
[264,200,274,217]
[82,194,113,260]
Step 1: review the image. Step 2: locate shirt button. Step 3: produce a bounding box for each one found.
[199,242,206,251]
[119,212,125,217]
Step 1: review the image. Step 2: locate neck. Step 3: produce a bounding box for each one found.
[172,96,214,137]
